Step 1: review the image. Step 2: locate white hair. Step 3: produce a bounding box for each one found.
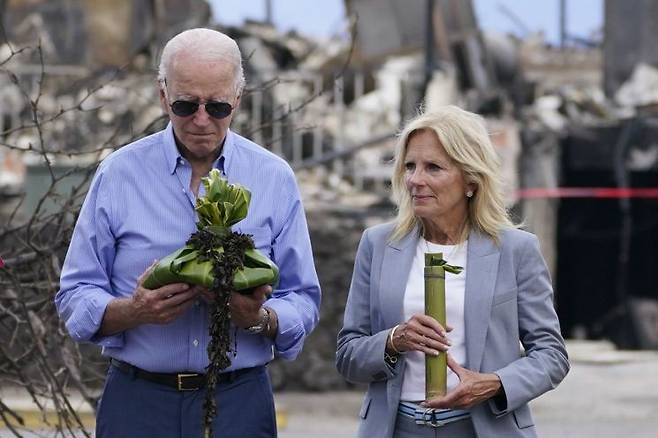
[157,28,246,95]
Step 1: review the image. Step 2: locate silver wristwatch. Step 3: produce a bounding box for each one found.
[246,307,271,334]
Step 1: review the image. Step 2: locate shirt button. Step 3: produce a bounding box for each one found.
[193,339,199,347]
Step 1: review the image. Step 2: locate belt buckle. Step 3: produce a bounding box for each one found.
[413,408,446,428]
[428,414,447,428]
[177,373,200,391]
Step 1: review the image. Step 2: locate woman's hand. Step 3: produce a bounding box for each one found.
[388,314,452,356]
[422,355,503,410]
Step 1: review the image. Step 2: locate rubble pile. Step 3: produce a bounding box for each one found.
[272,197,394,390]
[3,0,658,399]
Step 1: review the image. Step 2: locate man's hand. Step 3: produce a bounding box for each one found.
[421,355,502,410]
[229,284,273,329]
[130,285,199,326]
[98,264,200,336]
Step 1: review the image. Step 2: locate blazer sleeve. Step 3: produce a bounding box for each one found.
[336,229,401,384]
[490,234,570,415]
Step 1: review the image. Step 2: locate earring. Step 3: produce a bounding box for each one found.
[466,190,473,198]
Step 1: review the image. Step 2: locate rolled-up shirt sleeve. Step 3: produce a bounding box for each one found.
[267,178,320,360]
[55,166,123,348]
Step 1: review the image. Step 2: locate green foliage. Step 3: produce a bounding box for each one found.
[196,169,251,228]
[142,171,278,291]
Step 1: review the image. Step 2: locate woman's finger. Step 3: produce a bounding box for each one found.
[414,332,450,352]
[417,325,452,345]
[401,318,451,351]
[446,354,465,378]
[406,322,451,348]
[411,314,449,337]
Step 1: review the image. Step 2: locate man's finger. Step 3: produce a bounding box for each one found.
[253,284,272,301]
[155,282,191,298]
[238,285,269,304]
[199,288,215,302]
[175,297,197,313]
[163,288,199,307]
[137,259,159,286]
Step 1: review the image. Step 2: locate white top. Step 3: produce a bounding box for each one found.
[400,237,468,402]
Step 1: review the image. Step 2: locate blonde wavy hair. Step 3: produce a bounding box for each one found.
[390,106,515,244]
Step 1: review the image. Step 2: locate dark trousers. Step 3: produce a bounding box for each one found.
[96,364,277,438]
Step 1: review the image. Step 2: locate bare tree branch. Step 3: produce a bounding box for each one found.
[0,24,353,436]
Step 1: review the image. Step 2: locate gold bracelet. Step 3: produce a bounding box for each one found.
[388,324,402,354]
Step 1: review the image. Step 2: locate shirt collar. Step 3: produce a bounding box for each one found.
[163,123,181,175]
[220,129,235,175]
[162,123,235,175]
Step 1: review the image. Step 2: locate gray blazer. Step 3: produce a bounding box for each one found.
[336,222,569,438]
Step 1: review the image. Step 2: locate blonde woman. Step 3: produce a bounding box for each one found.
[337,106,569,438]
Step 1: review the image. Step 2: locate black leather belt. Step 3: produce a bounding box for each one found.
[110,358,260,391]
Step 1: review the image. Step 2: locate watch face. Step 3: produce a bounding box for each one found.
[247,324,264,334]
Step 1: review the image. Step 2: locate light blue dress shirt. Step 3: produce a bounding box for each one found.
[55,123,321,373]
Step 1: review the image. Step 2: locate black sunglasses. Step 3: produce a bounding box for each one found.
[169,100,233,119]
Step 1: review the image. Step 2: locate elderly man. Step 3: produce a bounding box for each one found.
[56,28,320,437]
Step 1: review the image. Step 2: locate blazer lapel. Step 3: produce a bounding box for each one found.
[380,227,418,329]
[464,230,501,372]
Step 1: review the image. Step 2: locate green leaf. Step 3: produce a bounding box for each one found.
[196,169,252,228]
[425,254,463,274]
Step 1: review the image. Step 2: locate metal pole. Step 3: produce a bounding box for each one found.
[421,0,436,105]
[333,76,344,177]
[560,0,567,49]
[265,0,273,25]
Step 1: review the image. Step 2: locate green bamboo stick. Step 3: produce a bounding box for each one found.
[425,252,447,399]
[425,253,463,399]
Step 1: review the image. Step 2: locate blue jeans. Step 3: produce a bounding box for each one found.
[96,364,277,438]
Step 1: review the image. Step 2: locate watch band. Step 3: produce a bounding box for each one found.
[246,307,270,334]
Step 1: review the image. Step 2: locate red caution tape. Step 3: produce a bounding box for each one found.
[517,188,658,199]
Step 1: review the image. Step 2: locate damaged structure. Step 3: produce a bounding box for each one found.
[346,0,658,351]
[1,0,657,399]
